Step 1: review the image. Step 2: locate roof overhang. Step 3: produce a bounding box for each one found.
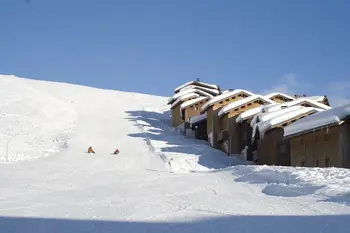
[283,120,344,139]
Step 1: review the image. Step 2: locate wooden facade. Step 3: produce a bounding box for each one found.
[320,97,330,106]
[254,128,291,166]
[182,99,209,123]
[218,99,270,156]
[254,110,318,166]
[269,94,294,104]
[236,118,256,161]
[205,91,250,148]
[170,96,198,127]
[171,104,182,127]
[288,119,350,168]
[190,119,208,141]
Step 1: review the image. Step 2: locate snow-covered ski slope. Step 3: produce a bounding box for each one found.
[0,75,349,233]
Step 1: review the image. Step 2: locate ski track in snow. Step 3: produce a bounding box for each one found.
[0,75,349,233]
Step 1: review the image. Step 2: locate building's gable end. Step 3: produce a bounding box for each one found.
[226,98,270,119]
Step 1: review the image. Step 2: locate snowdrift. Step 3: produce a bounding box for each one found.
[232,165,350,203]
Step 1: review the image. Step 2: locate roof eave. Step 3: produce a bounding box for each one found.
[283,121,344,139]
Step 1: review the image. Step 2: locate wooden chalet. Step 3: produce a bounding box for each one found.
[284,103,350,168]
[235,105,270,161]
[169,89,214,127]
[216,95,275,156]
[170,92,201,127]
[251,106,324,166]
[180,96,210,136]
[201,89,255,148]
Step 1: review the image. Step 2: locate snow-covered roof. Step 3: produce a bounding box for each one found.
[179,85,220,95]
[258,98,330,113]
[180,96,208,110]
[174,81,219,93]
[236,105,265,123]
[251,105,305,128]
[218,95,275,117]
[284,98,331,110]
[284,103,350,138]
[168,88,213,105]
[201,89,255,112]
[264,92,295,101]
[301,96,327,102]
[252,106,324,143]
[189,113,207,125]
[170,93,199,109]
[259,103,284,113]
[222,89,233,94]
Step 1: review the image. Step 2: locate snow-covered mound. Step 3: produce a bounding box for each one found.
[232,165,350,203]
[0,75,77,163]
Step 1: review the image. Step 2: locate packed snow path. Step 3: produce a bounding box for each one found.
[0,75,350,233]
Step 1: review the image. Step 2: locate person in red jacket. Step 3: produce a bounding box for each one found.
[113,148,120,155]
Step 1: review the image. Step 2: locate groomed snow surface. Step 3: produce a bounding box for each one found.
[0,75,350,233]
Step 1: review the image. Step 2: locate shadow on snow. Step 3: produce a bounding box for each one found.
[125,110,350,204]
[319,192,350,206]
[125,110,244,170]
[0,214,349,233]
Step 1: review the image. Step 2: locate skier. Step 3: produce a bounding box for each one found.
[88,146,95,153]
[113,148,120,155]
[168,158,173,172]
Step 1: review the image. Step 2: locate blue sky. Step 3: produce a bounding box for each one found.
[1,0,349,105]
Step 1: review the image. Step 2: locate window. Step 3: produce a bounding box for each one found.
[231,96,236,99]
[241,106,245,109]
[195,106,198,111]
[219,101,223,104]
[225,99,229,102]
[282,123,288,127]
[248,103,252,106]
[235,108,238,111]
